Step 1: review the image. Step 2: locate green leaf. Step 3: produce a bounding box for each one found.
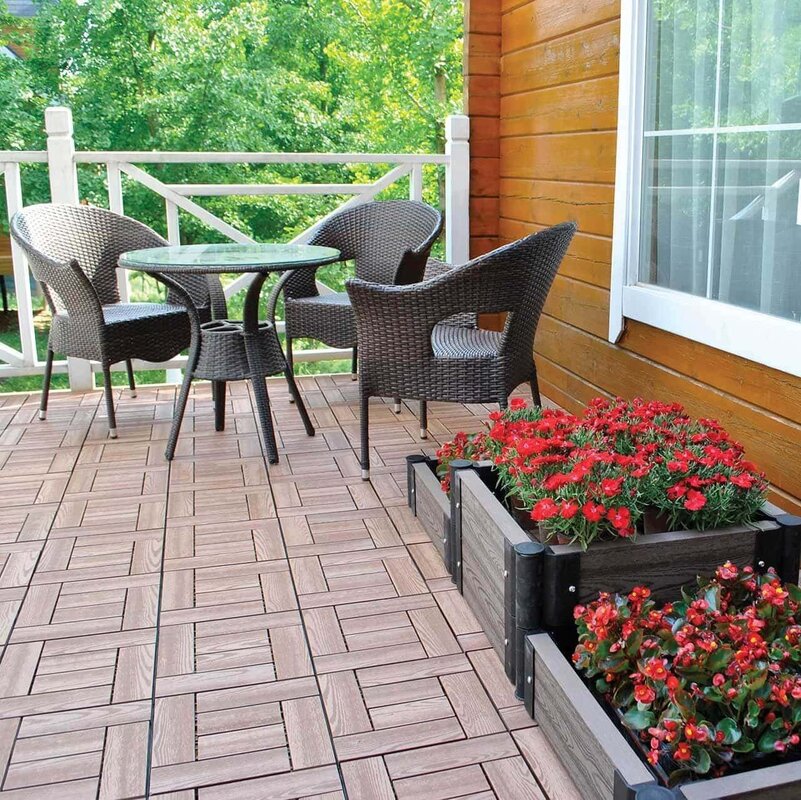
[622,707,655,731]
[717,718,741,745]
[704,585,720,612]
[731,738,755,753]
[691,747,712,775]
[706,647,732,672]
[758,729,781,753]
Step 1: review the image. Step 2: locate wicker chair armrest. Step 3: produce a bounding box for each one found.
[347,262,520,358]
[393,215,444,286]
[422,258,455,280]
[44,258,105,336]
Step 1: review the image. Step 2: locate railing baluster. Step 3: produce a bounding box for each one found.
[166,200,181,245]
[107,162,130,302]
[410,164,423,202]
[4,163,37,368]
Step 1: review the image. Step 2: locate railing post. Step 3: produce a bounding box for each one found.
[445,114,470,266]
[46,106,93,390]
[107,162,130,302]
[4,164,37,368]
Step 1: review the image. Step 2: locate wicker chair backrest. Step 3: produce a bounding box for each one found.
[496,222,576,362]
[11,203,217,315]
[283,200,441,299]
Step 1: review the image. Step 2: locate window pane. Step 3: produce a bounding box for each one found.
[639,135,714,295]
[645,0,719,132]
[720,2,801,127]
[712,132,801,321]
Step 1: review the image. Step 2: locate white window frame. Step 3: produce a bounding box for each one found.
[609,0,801,378]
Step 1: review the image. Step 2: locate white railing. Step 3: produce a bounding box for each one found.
[0,107,470,390]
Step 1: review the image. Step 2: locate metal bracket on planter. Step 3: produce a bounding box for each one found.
[405,454,427,514]
[542,549,581,629]
[513,541,545,698]
[523,633,535,719]
[614,773,676,800]
[758,504,801,583]
[503,539,517,685]
[448,459,473,587]
[778,514,801,584]
[754,523,786,576]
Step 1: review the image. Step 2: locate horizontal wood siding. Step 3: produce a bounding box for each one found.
[463,0,801,513]
[465,0,502,259]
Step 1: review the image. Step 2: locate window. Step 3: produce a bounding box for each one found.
[610,0,801,376]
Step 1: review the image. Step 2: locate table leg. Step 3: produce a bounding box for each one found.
[242,274,281,463]
[159,276,202,461]
[285,367,315,437]
[212,381,226,431]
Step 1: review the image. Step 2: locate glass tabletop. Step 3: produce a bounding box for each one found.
[118,242,341,274]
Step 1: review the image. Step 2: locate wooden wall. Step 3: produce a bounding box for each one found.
[465,0,801,513]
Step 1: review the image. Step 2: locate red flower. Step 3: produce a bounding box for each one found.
[582,501,606,523]
[600,477,624,497]
[634,684,656,704]
[531,498,559,522]
[607,507,632,531]
[509,397,527,411]
[683,490,707,511]
[716,562,738,581]
[560,500,580,519]
[642,658,669,682]
[674,742,692,761]
[730,473,754,489]
[667,482,687,500]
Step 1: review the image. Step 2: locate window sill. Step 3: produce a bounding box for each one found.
[620,284,801,378]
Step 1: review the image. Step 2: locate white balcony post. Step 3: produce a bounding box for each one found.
[444,114,470,266]
[46,106,93,390]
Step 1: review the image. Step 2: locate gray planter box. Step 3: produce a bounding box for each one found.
[407,457,801,695]
[524,632,801,800]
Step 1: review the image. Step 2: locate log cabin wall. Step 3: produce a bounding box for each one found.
[464,0,801,514]
[464,0,501,258]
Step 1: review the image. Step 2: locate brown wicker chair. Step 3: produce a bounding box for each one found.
[267,200,442,382]
[11,203,227,437]
[347,222,577,479]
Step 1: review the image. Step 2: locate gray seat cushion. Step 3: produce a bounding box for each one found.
[432,323,502,359]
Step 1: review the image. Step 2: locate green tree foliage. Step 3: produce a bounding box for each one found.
[0,0,463,243]
[0,0,462,388]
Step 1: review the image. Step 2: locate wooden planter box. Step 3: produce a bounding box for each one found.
[406,455,450,564]
[523,632,801,800]
[407,457,801,695]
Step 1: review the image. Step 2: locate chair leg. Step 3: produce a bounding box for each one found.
[351,346,358,381]
[286,336,295,403]
[102,363,118,438]
[39,349,54,420]
[394,398,402,414]
[419,400,428,439]
[360,392,370,481]
[125,359,137,398]
[529,367,542,407]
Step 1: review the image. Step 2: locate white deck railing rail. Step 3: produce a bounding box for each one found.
[1,107,469,390]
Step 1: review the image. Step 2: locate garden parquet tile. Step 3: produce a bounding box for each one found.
[0,377,576,799]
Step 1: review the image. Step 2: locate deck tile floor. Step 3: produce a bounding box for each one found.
[0,375,580,799]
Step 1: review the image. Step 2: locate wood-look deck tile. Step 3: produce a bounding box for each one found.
[0,381,574,799]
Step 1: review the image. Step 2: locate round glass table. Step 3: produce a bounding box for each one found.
[119,243,341,463]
